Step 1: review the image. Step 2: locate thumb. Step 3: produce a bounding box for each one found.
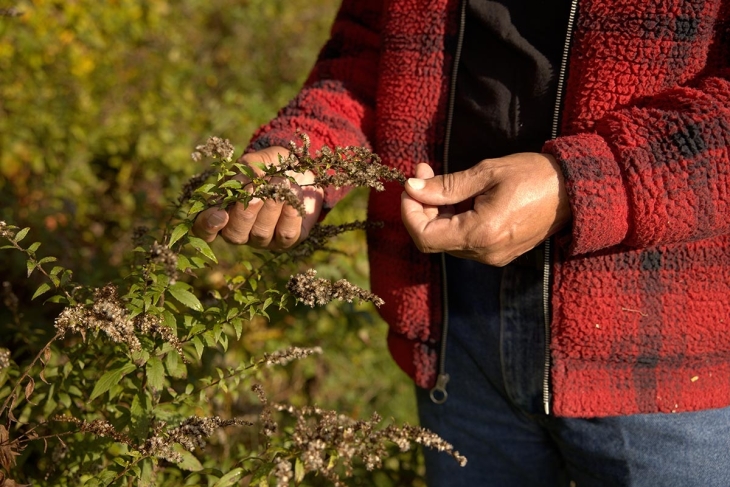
[405,165,486,206]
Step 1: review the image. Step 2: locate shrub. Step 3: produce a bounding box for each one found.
[0,138,465,485]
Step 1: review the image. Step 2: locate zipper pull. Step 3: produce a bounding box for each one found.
[429,373,450,404]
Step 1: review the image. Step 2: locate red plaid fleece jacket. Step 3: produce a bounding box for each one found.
[248,0,730,417]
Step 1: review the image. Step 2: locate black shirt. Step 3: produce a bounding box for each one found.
[449,0,572,171]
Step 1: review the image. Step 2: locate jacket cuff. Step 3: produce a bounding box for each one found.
[543,133,629,255]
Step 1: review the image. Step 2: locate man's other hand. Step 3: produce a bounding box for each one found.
[401,153,571,266]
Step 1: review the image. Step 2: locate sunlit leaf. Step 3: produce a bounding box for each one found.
[32,283,51,300]
[90,363,137,401]
[213,468,244,487]
[14,227,30,243]
[168,284,203,312]
[187,236,218,263]
[169,222,192,248]
[146,357,165,392]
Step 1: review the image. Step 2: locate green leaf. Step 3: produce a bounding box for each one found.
[213,468,245,487]
[249,463,274,487]
[90,363,138,401]
[168,284,203,312]
[195,183,216,194]
[295,458,305,483]
[218,179,242,190]
[32,283,51,300]
[175,446,203,472]
[187,236,218,263]
[26,260,36,277]
[27,242,41,254]
[165,351,187,379]
[187,200,206,216]
[38,256,57,265]
[231,318,243,340]
[14,227,30,243]
[169,222,191,248]
[177,254,191,271]
[191,336,204,359]
[146,357,165,392]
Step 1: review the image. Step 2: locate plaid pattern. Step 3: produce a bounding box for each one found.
[249,0,730,417]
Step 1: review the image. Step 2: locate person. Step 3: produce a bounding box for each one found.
[194,0,730,485]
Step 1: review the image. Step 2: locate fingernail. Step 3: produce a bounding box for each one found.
[206,212,226,228]
[407,178,425,190]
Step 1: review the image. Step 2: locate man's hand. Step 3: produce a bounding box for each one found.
[192,145,324,250]
[401,153,571,266]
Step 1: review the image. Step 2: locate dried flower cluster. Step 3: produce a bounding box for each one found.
[289,221,382,259]
[135,313,184,356]
[57,416,133,445]
[57,415,250,464]
[0,222,14,240]
[253,183,306,216]
[191,136,235,162]
[0,349,10,369]
[263,346,323,367]
[143,416,251,462]
[270,404,466,486]
[55,285,140,351]
[149,241,179,284]
[287,269,384,308]
[283,133,406,191]
[252,384,277,437]
[54,285,180,353]
[177,168,216,205]
[273,459,293,486]
[132,226,149,247]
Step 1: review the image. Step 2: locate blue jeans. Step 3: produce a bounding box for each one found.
[417,252,730,487]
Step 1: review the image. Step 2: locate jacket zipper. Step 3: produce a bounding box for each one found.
[429,0,467,405]
[543,0,579,415]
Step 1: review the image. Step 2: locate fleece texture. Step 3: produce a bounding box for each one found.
[248,0,730,417]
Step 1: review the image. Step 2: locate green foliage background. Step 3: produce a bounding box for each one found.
[0,0,421,484]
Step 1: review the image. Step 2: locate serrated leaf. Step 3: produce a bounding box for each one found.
[165,351,187,379]
[231,318,243,340]
[177,254,191,271]
[90,363,137,400]
[218,179,243,190]
[38,256,57,265]
[175,446,203,472]
[187,236,217,263]
[169,222,191,248]
[187,200,207,216]
[14,227,30,243]
[213,468,245,487]
[195,183,216,194]
[249,463,275,486]
[146,357,165,392]
[191,336,204,359]
[26,260,36,277]
[168,285,202,312]
[32,283,51,300]
[27,242,41,254]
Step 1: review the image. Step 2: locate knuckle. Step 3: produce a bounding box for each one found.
[276,229,300,245]
[441,173,458,198]
[221,230,248,246]
[249,225,272,241]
